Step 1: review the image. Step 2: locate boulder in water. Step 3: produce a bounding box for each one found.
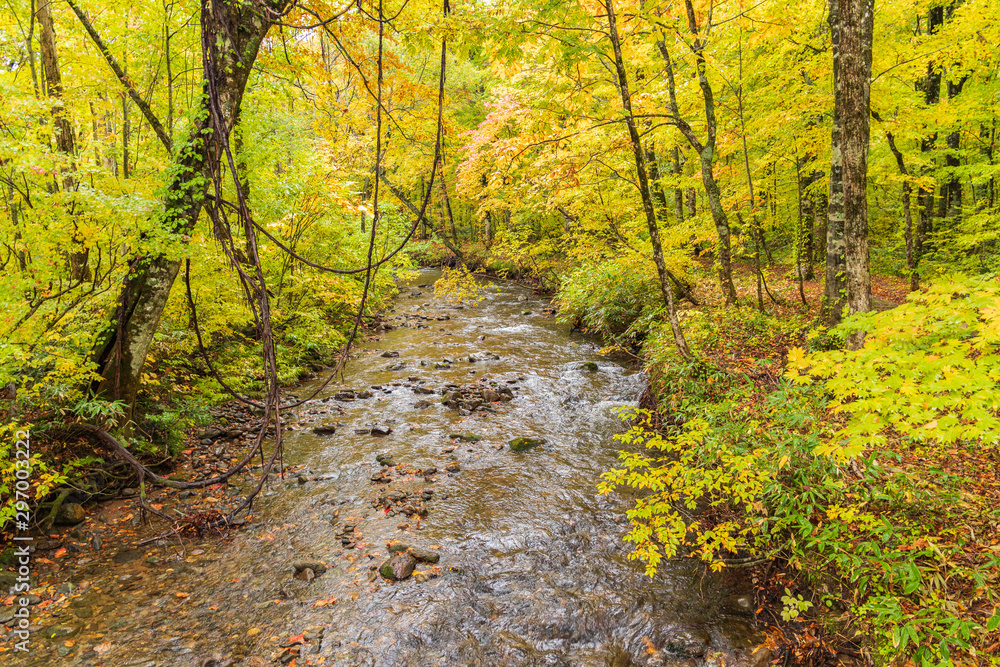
[292,559,328,575]
[508,437,545,452]
[379,553,416,581]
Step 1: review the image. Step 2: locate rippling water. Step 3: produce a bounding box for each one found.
[7,269,759,666]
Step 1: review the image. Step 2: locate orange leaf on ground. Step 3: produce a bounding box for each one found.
[53,548,68,559]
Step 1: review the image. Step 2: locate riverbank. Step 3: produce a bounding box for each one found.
[610,266,1000,665]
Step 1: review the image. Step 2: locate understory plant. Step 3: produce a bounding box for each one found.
[601,275,1000,665]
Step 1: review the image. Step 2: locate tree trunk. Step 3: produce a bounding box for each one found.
[606,0,693,360]
[657,20,736,305]
[27,0,40,97]
[824,0,847,325]
[646,146,670,222]
[91,1,284,421]
[839,0,874,348]
[797,161,818,280]
[916,4,943,270]
[36,0,89,281]
[440,174,459,242]
[944,77,966,221]
[672,147,684,223]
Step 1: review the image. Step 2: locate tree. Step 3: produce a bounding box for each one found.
[839,0,874,346]
[89,0,289,420]
[606,0,693,360]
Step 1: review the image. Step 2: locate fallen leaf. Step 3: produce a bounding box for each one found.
[175,592,189,598]
[53,548,68,559]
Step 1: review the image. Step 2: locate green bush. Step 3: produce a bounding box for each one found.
[557,253,665,340]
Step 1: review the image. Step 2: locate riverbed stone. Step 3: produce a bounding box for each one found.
[55,502,86,525]
[508,437,545,452]
[312,423,337,434]
[409,548,440,564]
[292,560,328,576]
[44,623,80,639]
[448,432,482,442]
[581,362,599,372]
[379,553,416,581]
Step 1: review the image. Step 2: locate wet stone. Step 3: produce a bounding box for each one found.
[44,624,80,639]
[409,548,440,564]
[379,553,416,581]
[55,502,86,525]
[292,560,328,575]
[509,437,545,452]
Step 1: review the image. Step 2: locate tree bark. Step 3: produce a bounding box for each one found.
[797,161,819,280]
[824,0,847,325]
[672,147,684,223]
[839,0,874,348]
[36,0,88,281]
[646,146,670,222]
[606,0,693,360]
[91,0,285,421]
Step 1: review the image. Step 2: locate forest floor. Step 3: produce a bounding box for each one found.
[673,258,1000,666]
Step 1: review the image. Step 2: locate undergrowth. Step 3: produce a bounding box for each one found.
[600,275,1000,665]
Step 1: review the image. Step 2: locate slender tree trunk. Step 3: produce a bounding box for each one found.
[683,0,737,304]
[916,5,943,267]
[440,174,459,243]
[824,0,847,325]
[37,0,89,281]
[672,147,684,223]
[944,77,966,221]
[840,0,874,348]
[164,0,174,140]
[884,130,916,290]
[27,0,39,97]
[657,28,736,304]
[647,146,670,222]
[122,90,131,179]
[797,160,818,280]
[606,0,693,360]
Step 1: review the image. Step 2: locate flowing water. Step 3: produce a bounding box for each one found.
[8,269,759,666]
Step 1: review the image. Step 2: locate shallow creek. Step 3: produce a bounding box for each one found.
[9,269,760,666]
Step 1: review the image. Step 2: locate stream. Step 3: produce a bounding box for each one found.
[8,269,760,666]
